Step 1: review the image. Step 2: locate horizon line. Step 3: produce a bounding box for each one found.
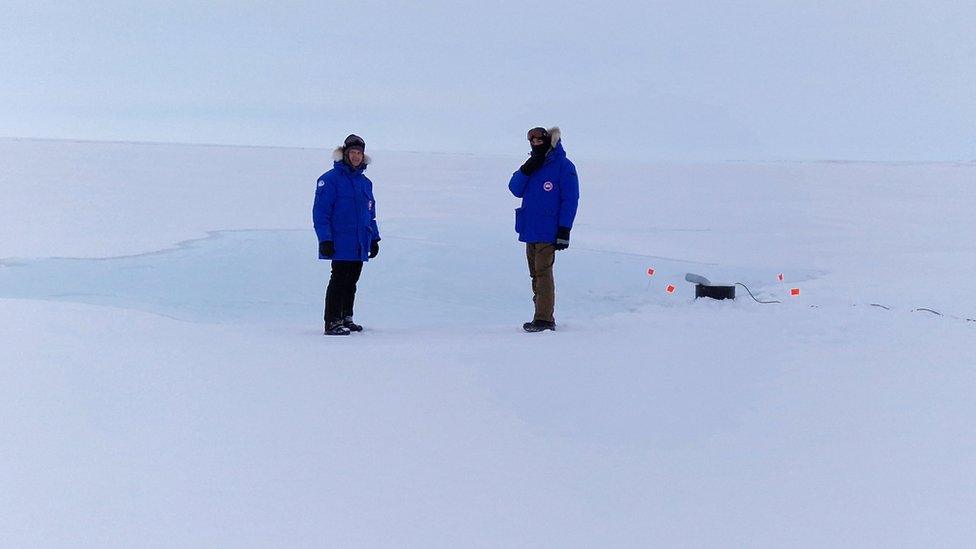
[1,135,973,166]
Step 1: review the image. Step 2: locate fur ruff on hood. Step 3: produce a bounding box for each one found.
[547,126,561,149]
[333,146,372,166]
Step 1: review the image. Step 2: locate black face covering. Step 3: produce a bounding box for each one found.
[527,127,551,156]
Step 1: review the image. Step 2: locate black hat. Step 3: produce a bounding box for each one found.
[343,134,365,152]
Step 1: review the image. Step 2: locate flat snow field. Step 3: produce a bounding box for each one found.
[1,138,974,547]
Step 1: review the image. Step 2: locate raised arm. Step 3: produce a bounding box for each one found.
[508,170,530,198]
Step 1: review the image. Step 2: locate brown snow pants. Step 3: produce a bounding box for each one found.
[525,243,556,323]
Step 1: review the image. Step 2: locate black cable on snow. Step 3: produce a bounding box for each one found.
[689,275,971,323]
[734,283,781,304]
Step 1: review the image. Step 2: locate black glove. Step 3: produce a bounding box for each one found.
[369,240,379,259]
[519,153,545,176]
[319,240,335,257]
[554,226,571,251]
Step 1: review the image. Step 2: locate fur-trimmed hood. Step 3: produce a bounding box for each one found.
[547,126,561,149]
[333,146,372,166]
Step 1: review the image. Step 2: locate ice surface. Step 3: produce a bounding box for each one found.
[0,229,812,325]
[1,138,974,547]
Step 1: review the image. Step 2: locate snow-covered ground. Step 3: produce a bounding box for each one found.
[1,137,974,547]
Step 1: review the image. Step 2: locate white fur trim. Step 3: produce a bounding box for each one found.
[548,126,561,148]
[333,146,371,165]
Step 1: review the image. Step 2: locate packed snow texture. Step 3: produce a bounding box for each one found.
[1,138,974,547]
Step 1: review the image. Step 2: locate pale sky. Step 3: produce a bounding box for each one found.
[2,1,974,161]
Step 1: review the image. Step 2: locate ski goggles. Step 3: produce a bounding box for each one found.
[527,127,549,141]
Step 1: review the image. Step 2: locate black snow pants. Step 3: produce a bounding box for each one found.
[324,260,364,324]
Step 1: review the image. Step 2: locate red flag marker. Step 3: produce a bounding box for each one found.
[777,273,784,281]
[647,267,655,277]
[790,288,800,296]
[666,284,676,294]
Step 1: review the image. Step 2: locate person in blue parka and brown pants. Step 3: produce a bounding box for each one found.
[508,127,580,332]
[313,134,381,336]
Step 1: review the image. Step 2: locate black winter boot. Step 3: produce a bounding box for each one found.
[522,320,556,332]
[324,320,351,336]
[343,316,363,332]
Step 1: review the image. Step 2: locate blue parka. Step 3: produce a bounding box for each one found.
[508,139,580,243]
[313,159,380,261]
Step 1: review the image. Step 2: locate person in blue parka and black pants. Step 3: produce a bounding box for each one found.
[508,127,580,332]
[313,134,381,335]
